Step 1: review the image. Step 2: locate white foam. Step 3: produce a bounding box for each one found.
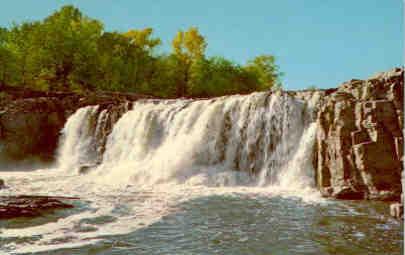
[57,106,100,171]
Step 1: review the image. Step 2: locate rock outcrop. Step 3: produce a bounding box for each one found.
[316,68,403,201]
[0,86,148,163]
[0,195,76,219]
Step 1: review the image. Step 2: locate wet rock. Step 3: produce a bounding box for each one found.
[0,86,147,163]
[78,164,97,174]
[367,190,400,201]
[316,68,404,201]
[0,195,77,219]
[332,185,364,200]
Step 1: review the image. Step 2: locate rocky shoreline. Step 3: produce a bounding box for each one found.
[0,68,403,219]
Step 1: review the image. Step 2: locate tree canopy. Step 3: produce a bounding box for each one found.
[0,5,282,98]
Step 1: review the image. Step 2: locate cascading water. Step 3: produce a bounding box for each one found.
[57,91,318,190]
[57,105,101,171]
[57,102,131,172]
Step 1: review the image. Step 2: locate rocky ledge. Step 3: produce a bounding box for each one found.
[0,85,151,162]
[0,195,76,219]
[316,68,403,201]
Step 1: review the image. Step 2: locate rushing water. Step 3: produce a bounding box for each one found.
[0,92,403,254]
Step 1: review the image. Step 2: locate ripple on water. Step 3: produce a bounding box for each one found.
[0,180,403,255]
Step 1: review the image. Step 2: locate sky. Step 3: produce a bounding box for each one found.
[0,0,403,90]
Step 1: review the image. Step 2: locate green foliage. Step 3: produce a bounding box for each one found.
[0,27,13,85]
[0,5,282,98]
[188,57,259,97]
[245,55,282,90]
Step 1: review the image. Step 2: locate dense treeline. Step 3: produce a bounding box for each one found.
[0,5,282,97]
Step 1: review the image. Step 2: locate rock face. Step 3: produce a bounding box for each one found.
[316,68,404,201]
[0,195,76,219]
[0,86,148,163]
[0,97,71,161]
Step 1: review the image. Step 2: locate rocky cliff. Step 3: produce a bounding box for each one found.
[316,68,403,201]
[0,87,148,163]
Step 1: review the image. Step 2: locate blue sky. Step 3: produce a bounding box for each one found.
[0,1,403,90]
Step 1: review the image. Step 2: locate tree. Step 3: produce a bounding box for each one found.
[188,56,259,97]
[38,5,103,90]
[95,32,127,91]
[0,27,13,85]
[121,28,161,92]
[172,27,207,96]
[245,55,281,90]
[0,5,283,98]
[173,27,206,60]
[123,28,161,52]
[6,22,42,87]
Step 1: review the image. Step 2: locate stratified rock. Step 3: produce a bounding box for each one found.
[0,98,67,161]
[0,179,5,189]
[316,68,404,201]
[0,195,76,219]
[0,86,145,163]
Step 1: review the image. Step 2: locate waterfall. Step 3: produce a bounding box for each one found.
[57,102,131,172]
[57,106,101,171]
[57,91,318,189]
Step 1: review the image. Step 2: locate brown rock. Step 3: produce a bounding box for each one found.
[0,195,76,219]
[316,68,404,201]
[332,185,364,200]
[0,86,145,163]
